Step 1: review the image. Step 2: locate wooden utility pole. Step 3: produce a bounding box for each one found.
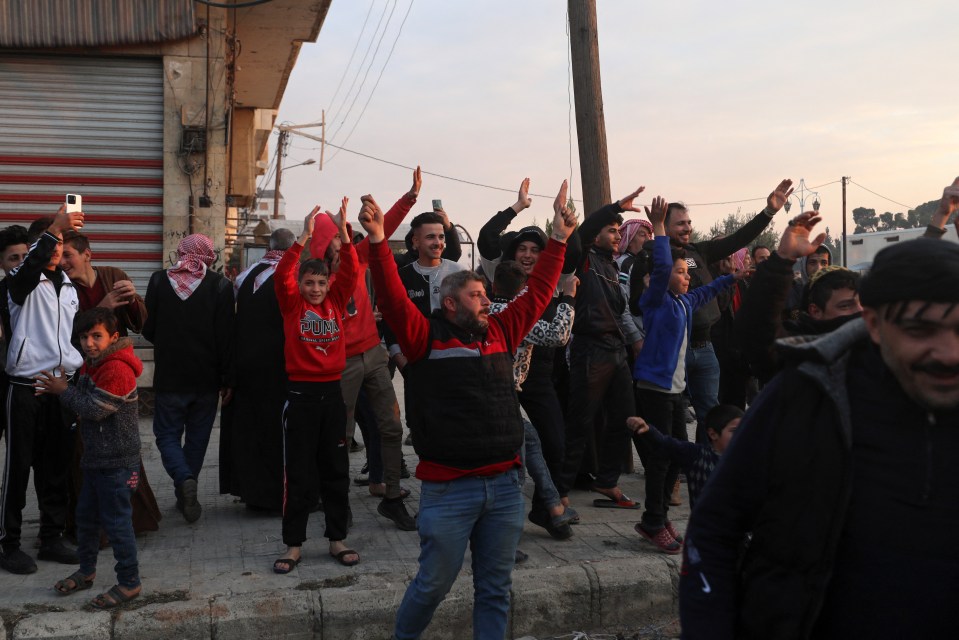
[273,129,288,219]
[568,0,611,217]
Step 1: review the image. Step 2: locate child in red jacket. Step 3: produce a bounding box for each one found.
[273,202,360,573]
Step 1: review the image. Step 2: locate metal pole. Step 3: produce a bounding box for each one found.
[841,176,849,267]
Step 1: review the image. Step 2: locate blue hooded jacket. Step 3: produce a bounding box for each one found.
[633,235,734,390]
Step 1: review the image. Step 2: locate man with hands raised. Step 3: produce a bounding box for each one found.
[361,182,576,640]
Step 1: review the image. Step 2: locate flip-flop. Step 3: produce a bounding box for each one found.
[89,585,139,610]
[273,556,301,574]
[329,549,360,567]
[54,571,94,595]
[592,496,641,509]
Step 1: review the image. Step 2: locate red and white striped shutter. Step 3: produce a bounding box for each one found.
[0,54,163,293]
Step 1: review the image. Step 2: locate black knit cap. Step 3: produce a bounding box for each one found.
[859,239,959,308]
[505,226,547,260]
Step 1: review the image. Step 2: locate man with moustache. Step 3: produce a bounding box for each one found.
[680,238,959,639]
[363,182,577,640]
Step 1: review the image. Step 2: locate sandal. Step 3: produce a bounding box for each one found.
[329,548,360,567]
[54,571,95,595]
[273,556,301,574]
[90,585,140,610]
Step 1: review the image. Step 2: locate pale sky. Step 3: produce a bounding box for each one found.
[271,0,959,262]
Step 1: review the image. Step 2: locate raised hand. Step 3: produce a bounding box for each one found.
[298,206,321,246]
[358,195,385,243]
[435,207,451,230]
[776,211,826,262]
[644,195,669,234]
[551,180,577,242]
[767,179,794,213]
[935,176,959,225]
[618,186,646,213]
[514,177,532,212]
[408,166,422,198]
[49,204,84,235]
[328,197,350,242]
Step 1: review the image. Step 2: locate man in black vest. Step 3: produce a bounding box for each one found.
[362,183,577,640]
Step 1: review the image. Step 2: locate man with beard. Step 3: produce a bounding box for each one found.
[654,180,792,442]
[680,237,959,639]
[362,182,577,640]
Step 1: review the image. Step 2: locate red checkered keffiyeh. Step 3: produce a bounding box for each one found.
[167,234,215,300]
[233,249,285,295]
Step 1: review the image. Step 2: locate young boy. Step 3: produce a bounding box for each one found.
[633,196,746,555]
[273,201,359,573]
[35,307,144,609]
[627,404,743,508]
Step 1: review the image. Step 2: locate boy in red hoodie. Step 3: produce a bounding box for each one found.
[34,307,144,609]
[273,202,359,573]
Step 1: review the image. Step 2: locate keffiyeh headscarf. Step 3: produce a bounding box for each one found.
[234,249,285,295]
[616,219,654,257]
[167,234,215,300]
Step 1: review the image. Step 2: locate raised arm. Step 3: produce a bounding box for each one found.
[923,176,959,238]
[436,207,463,262]
[639,197,672,309]
[493,181,575,348]
[8,205,83,305]
[326,200,358,308]
[360,195,431,364]
[274,207,319,313]
[478,178,531,260]
[697,180,792,262]
[735,211,826,382]
[356,167,420,263]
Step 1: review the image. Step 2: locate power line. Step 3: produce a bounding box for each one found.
[324,1,375,116]
[326,0,392,129]
[849,180,914,210]
[326,0,414,165]
[328,0,399,143]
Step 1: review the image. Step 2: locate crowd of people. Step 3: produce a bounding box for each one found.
[0,172,958,639]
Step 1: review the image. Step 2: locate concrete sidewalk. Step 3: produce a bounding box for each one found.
[0,415,683,640]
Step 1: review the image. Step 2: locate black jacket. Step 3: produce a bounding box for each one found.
[572,202,628,350]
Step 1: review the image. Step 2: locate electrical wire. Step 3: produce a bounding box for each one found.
[194,0,273,8]
[326,0,414,164]
[327,0,399,143]
[324,1,375,115]
[849,180,914,210]
[326,0,394,134]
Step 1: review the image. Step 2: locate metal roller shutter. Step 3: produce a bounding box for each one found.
[0,53,163,296]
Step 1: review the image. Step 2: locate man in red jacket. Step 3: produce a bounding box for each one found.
[361,182,577,640]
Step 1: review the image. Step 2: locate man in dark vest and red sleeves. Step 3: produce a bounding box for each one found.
[361,182,577,640]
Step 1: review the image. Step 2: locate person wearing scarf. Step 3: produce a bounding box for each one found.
[143,234,234,523]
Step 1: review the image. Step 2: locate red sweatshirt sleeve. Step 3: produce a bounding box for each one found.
[328,243,359,309]
[274,244,303,313]
[368,240,430,363]
[492,238,566,350]
[355,193,417,265]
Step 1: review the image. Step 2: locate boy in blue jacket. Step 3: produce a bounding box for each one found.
[633,196,747,554]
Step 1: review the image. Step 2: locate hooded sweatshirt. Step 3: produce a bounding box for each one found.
[60,338,143,471]
[309,194,416,357]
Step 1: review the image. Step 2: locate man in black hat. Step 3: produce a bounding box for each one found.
[679,237,959,639]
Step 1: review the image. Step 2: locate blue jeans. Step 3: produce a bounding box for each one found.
[685,342,720,445]
[152,391,219,487]
[76,466,140,589]
[394,469,524,640]
[522,421,561,513]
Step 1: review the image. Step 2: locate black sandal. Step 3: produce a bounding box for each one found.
[54,571,94,595]
[273,556,301,574]
[90,584,139,609]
